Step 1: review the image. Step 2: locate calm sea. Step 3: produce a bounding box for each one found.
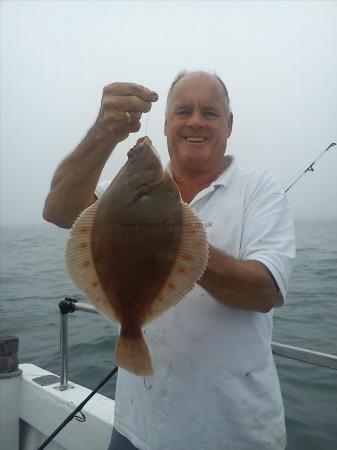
[1,220,336,450]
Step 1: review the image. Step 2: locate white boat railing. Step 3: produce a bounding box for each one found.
[271,342,337,370]
[58,297,337,390]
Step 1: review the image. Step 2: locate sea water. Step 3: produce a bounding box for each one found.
[1,219,336,450]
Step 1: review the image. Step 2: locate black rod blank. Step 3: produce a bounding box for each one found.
[285,142,336,193]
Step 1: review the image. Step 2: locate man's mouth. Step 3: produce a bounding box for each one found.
[184,137,206,142]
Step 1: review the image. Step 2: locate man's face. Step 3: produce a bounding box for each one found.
[164,74,233,172]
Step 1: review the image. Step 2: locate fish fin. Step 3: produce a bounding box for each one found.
[127,185,151,205]
[144,203,209,324]
[65,200,118,323]
[115,334,153,376]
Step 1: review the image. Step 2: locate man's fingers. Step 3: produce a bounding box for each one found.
[123,111,142,124]
[103,120,141,134]
[103,82,158,103]
[128,121,142,133]
[97,82,156,142]
[102,95,153,113]
[103,110,142,125]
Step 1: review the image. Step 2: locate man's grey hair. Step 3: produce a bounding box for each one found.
[165,70,231,117]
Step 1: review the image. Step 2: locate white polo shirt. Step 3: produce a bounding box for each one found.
[96,156,295,450]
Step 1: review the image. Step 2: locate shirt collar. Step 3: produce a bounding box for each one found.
[165,155,236,189]
[210,155,236,188]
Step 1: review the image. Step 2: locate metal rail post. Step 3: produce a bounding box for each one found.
[58,297,79,390]
[59,312,68,390]
[57,298,99,390]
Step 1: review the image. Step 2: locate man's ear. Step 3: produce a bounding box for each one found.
[226,113,233,138]
[164,117,168,137]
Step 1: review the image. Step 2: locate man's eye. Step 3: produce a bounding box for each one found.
[176,110,189,117]
[204,111,218,119]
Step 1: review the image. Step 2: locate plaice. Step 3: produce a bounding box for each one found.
[65,136,208,375]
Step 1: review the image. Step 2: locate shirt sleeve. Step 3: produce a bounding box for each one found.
[95,180,111,198]
[239,170,296,304]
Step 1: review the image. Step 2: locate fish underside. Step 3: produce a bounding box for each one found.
[65,137,208,375]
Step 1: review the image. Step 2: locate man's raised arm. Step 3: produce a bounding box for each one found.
[43,83,158,228]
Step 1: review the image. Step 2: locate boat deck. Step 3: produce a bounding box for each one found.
[18,363,114,450]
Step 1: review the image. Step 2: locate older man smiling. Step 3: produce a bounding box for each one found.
[44,71,295,450]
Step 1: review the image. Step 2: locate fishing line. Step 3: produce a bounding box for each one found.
[285,142,335,193]
[144,111,150,137]
[127,131,131,150]
[126,109,150,149]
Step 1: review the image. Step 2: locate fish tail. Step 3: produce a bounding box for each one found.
[115,333,153,376]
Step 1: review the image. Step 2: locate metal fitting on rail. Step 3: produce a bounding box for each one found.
[58,296,80,315]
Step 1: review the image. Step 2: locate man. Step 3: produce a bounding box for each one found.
[43,71,295,450]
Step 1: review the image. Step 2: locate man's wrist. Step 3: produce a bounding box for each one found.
[87,122,119,148]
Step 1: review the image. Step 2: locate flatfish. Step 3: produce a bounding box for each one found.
[65,136,208,375]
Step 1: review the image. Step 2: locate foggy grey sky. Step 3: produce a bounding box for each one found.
[1,0,337,225]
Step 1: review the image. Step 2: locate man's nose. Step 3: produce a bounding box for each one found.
[186,110,204,128]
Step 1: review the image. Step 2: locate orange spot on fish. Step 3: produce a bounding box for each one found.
[168,282,175,290]
[178,266,187,273]
[80,227,89,233]
[79,242,88,249]
[92,280,99,288]
[83,260,91,268]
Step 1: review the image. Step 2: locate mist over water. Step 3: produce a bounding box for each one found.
[1,1,337,226]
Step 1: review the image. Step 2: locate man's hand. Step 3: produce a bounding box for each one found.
[95,82,158,143]
[43,82,158,228]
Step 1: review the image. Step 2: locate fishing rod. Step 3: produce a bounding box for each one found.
[36,365,118,449]
[285,142,336,193]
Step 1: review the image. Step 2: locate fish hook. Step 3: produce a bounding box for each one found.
[143,376,152,390]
